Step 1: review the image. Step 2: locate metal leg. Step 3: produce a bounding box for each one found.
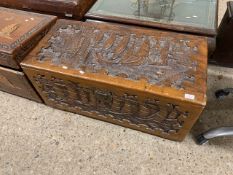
[196,88,233,145]
[215,88,233,99]
[196,127,233,145]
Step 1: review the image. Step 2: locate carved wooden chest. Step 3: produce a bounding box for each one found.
[0,7,56,101]
[21,20,208,141]
[0,0,96,19]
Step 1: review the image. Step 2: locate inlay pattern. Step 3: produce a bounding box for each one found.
[0,7,56,51]
[0,7,56,69]
[0,23,20,39]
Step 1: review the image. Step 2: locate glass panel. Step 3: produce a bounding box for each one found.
[89,0,217,30]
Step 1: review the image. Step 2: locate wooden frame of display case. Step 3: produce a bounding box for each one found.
[85,0,219,37]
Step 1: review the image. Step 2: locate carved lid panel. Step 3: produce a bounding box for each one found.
[22,20,207,105]
[86,0,218,36]
[0,7,57,54]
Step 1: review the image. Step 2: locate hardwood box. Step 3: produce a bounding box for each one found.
[0,7,57,70]
[0,0,96,19]
[0,66,41,102]
[21,20,208,141]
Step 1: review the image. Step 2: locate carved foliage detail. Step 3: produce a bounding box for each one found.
[34,74,189,134]
[38,24,199,89]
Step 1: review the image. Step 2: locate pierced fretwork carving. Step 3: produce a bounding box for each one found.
[34,75,189,134]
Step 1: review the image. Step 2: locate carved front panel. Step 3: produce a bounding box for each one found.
[33,74,189,134]
[38,23,200,90]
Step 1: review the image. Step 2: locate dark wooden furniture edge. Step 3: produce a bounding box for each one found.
[85,10,218,37]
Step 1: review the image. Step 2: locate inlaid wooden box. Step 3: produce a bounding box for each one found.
[0,0,96,19]
[0,7,57,69]
[21,20,208,141]
[0,7,57,101]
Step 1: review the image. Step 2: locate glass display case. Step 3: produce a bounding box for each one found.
[86,0,218,36]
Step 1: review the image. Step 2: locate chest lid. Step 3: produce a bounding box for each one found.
[0,0,96,19]
[0,7,57,69]
[22,20,208,106]
[85,0,218,36]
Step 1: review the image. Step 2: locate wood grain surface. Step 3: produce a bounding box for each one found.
[0,66,42,102]
[0,0,96,19]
